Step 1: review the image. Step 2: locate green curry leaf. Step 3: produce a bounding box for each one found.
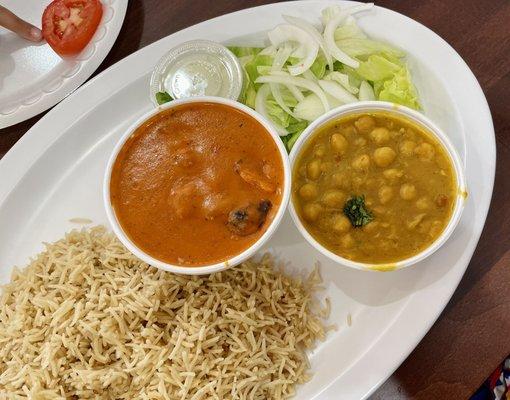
[343,195,374,227]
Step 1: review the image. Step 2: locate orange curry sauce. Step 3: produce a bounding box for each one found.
[110,103,284,266]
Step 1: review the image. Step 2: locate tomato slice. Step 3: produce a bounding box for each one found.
[42,0,103,56]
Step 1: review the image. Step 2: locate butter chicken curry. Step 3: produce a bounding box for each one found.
[110,102,284,266]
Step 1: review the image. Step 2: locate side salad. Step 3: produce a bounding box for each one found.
[229,3,420,150]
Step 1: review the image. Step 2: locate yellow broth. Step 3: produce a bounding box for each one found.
[292,112,457,264]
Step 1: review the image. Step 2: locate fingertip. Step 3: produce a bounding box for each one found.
[29,27,42,42]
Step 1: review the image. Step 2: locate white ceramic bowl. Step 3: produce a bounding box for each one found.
[104,96,291,275]
[289,101,467,271]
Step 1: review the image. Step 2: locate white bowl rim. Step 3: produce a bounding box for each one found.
[288,101,467,272]
[103,96,291,275]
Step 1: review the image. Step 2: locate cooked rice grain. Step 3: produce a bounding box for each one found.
[0,227,329,399]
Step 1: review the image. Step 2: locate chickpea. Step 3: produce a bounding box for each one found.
[404,128,417,140]
[365,178,377,190]
[363,221,379,233]
[416,196,431,210]
[331,173,350,189]
[370,127,390,144]
[352,176,364,191]
[429,220,443,237]
[314,144,326,158]
[307,160,321,180]
[414,142,435,161]
[383,168,403,182]
[418,219,432,234]
[320,161,334,173]
[302,203,322,222]
[298,166,306,177]
[385,120,395,129]
[354,137,368,147]
[407,213,426,230]
[330,133,348,154]
[332,215,351,233]
[322,190,346,208]
[399,140,416,156]
[341,125,357,137]
[299,183,318,200]
[435,194,449,208]
[378,185,393,204]
[400,183,417,200]
[354,115,375,134]
[390,130,400,139]
[340,233,355,248]
[352,154,371,172]
[372,206,386,215]
[373,147,396,167]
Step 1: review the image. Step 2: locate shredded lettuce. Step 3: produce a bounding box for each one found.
[245,54,274,87]
[229,4,420,152]
[228,46,263,58]
[287,119,308,134]
[338,65,363,88]
[378,67,420,109]
[324,71,359,94]
[256,65,273,76]
[244,83,257,109]
[356,54,401,81]
[333,16,366,40]
[310,54,328,79]
[335,38,404,59]
[266,97,292,127]
[275,85,299,108]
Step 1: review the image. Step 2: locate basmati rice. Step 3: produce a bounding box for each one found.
[0,227,329,399]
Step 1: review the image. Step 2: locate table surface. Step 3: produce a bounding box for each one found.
[1,0,509,398]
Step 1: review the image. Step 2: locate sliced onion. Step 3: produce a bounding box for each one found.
[286,84,305,101]
[259,45,277,56]
[318,80,358,104]
[294,94,325,122]
[268,24,319,76]
[302,69,318,82]
[326,93,344,109]
[324,71,359,94]
[322,3,374,25]
[283,14,334,71]
[256,73,330,112]
[291,44,307,59]
[272,43,293,71]
[255,84,288,136]
[268,45,302,119]
[270,83,301,119]
[359,80,376,101]
[323,3,373,68]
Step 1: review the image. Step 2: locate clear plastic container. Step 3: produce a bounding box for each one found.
[149,40,243,105]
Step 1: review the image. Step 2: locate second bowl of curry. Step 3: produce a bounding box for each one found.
[104,97,290,274]
[289,101,466,271]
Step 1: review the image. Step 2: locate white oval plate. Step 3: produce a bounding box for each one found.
[0,0,127,128]
[0,2,495,399]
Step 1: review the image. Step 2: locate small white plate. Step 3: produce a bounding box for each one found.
[0,0,127,128]
[0,1,495,399]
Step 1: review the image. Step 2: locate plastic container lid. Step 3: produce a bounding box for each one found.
[149,40,243,105]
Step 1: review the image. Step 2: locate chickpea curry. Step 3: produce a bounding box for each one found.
[293,112,457,264]
[110,103,284,267]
